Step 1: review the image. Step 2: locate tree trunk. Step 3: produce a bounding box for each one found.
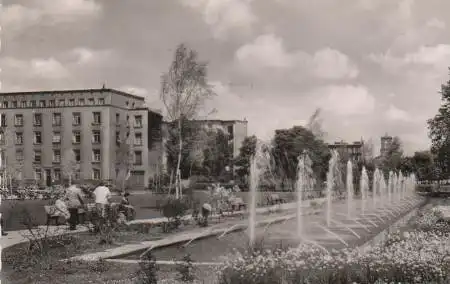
[175,119,183,199]
[168,169,174,197]
[69,175,72,186]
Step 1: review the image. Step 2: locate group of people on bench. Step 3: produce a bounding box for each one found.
[52,182,133,230]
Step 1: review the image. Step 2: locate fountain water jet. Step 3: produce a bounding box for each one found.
[360,167,369,214]
[326,150,340,227]
[346,160,354,218]
[296,151,314,238]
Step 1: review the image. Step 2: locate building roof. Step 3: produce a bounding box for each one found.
[0,88,146,101]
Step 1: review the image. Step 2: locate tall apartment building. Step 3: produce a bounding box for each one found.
[0,88,162,189]
[328,139,365,162]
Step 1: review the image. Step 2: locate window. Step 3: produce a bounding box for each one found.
[12,101,17,108]
[74,170,81,180]
[92,130,101,144]
[39,100,46,107]
[92,169,101,180]
[134,132,143,146]
[98,98,105,105]
[72,131,81,144]
[48,100,55,107]
[34,168,42,181]
[132,102,135,108]
[79,98,85,106]
[30,100,36,107]
[0,132,4,145]
[33,132,42,144]
[52,132,61,144]
[92,149,101,162]
[72,112,81,125]
[134,115,143,128]
[68,99,75,106]
[88,98,95,105]
[16,149,24,161]
[134,151,142,165]
[1,114,6,126]
[115,131,120,143]
[14,114,24,126]
[3,102,8,108]
[125,101,129,107]
[58,99,65,107]
[93,112,101,124]
[21,101,27,108]
[33,114,42,126]
[53,169,61,181]
[73,149,81,162]
[15,132,23,145]
[227,125,233,135]
[33,150,42,163]
[115,113,120,124]
[53,149,61,163]
[52,113,62,126]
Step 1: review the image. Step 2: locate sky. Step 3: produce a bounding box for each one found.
[2,0,450,155]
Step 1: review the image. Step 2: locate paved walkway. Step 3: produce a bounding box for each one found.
[1,199,323,250]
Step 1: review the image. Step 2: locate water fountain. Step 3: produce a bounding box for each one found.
[248,141,271,247]
[326,150,339,227]
[388,171,394,204]
[346,160,354,218]
[360,166,369,215]
[372,168,381,208]
[296,151,314,237]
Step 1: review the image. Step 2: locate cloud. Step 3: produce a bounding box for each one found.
[311,48,359,79]
[119,86,149,97]
[235,34,358,80]
[313,85,376,116]
[2,0,102,36]
[179,0,257,39]
[1,57,70,80]
[370,44,450,73]
[385,104,411,121]
[69,47,113,65]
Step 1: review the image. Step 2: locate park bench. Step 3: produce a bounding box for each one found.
[267,194,284,205]
[229,197,247,212]
[44,205,66,226]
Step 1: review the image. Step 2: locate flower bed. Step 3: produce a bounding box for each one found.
[217,207,450,284]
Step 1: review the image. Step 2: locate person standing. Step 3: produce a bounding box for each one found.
[93,182,112,218]
[65,184,84,231]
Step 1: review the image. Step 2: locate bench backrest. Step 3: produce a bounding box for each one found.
[270,194,280,200]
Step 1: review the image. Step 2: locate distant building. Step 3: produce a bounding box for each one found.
[380,134,393,157]
[0,88,162,189]
[328,139,364,162]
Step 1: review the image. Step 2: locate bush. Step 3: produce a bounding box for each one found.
[159,197,190,232]
[176,254,196,283]
[136,251,159,284]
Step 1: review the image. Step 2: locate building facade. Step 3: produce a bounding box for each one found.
[0,88,162,189]
[328,140,364,162]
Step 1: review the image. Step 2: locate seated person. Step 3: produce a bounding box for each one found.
[54,194,70,220]
[119,192,135,220]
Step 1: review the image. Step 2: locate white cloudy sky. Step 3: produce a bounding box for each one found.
[2,0,450,155]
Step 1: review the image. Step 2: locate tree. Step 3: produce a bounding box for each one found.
[428,68,450,179]
[272,126,330,191]
[410,151,436,180]
[202,129,233,179]
[62,149,80,186]
[234,135,257,185]
[307,108,326,140]
[116,121,133,191]
[160,43,215,199]
[381,136,403,174]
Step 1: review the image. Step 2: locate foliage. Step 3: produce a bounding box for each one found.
[160,43,215,198]
[428,68,450,179]
[159,196,190,232]
[380,136,404,175]
[176,254,196,283]
[202,129,233,178]
[137,251,159,284]
[272,126,330,190]
[218,229,450,284]
[410,151,437,180]
[234,135,257,185]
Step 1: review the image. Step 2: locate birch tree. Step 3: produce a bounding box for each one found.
[160,43,215,198]
[116,120,134,191]
[62,149,79,185]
